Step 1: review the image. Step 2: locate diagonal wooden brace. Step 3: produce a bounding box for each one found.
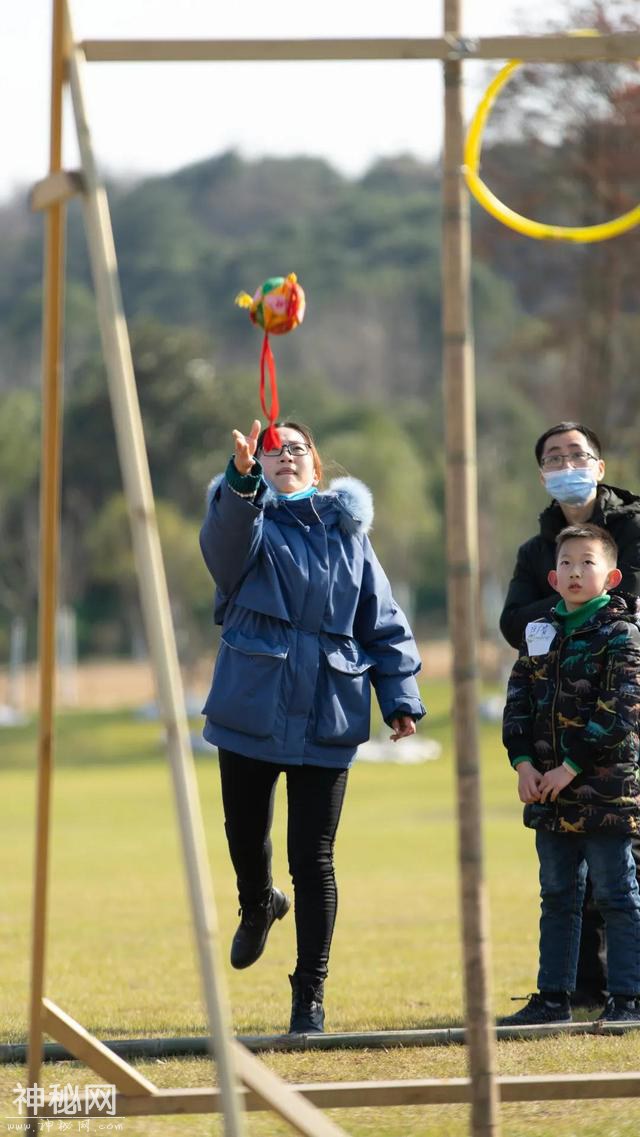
[41,999,157,1097]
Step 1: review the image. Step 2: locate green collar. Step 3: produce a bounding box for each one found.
[555,593,611,634]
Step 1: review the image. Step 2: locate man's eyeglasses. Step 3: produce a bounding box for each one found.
[261,441,311,458]
[540,450,598,471]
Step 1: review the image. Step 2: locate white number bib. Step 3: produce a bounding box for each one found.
[525,621,557,656]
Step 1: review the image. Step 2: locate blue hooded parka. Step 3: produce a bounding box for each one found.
[200,471,426,768]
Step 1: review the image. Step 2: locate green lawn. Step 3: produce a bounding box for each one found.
[1,679,639,1135]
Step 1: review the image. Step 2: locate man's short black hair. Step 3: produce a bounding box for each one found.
[555,523,618,567]
[534,422,602,466]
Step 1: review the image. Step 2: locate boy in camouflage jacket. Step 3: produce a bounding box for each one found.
[501,523,640,1025]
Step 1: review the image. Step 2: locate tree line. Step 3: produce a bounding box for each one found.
[0,0,638,661]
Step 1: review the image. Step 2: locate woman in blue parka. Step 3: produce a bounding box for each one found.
[200,418,426,1033]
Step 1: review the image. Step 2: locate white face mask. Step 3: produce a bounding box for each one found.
[542,467,598,506]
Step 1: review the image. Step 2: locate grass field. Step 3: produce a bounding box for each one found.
[1,678,640,1135]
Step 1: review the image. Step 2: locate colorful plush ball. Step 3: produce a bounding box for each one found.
[234,273,306,451]
[235,273,306,335]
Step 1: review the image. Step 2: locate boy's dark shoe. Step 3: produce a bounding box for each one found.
[598,995,640,1023]
[288,973,325,1034]
[230,887,291,969]
[498,992,571,1026]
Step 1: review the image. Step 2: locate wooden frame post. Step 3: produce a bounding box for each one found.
[62,5,245,1133]
[27,3,69,1131]
[441,2,499,1134]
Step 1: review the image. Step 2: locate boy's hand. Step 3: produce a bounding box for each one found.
[516,761,543,803]
[539,764,576,803]
[389,715,416,742]
[232,420,261,474]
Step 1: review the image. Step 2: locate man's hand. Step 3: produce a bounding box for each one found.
[516,761,543,804]
[389,715,417,742]
[232,420,261,475]
[539,764,576,803]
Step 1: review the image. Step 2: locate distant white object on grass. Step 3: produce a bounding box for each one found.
[0,704,29,727]
[189,733,441,763]
[479,695,505,722]
[358,736,441,764]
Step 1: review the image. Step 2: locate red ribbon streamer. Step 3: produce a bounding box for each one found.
[259,334,282,451]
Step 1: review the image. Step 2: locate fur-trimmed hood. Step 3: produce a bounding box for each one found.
[207,473,374,535]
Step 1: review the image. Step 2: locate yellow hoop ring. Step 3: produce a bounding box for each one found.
[463,48,640,243]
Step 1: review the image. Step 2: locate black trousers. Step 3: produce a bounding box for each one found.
[218,749,349,984]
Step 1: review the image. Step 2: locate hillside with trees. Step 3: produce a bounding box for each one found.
[0,0,638,661]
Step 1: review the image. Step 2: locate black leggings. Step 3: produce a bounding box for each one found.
[218,749,349,984]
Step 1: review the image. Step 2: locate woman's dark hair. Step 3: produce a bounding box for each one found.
[534,422,602,466]
[257,420,324,485]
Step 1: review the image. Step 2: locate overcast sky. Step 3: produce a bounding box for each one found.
[3,1,564,202]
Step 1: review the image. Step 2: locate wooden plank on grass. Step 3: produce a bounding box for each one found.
[42,1000,157,1096]
[60,1071,640,1116]
[499,1072,640,1102]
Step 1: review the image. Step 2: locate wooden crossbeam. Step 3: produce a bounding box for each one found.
[79,32,640,64]
[29,1071,640,1117]
[41,1000,157,1097]
[31,170,84,212]
[466,32,640,61]
[81,37,449,62]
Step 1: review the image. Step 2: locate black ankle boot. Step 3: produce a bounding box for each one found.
[230,887,290,970]
[288,973,325,1034]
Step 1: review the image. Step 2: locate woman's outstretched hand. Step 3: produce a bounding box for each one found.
[232,420,261,475]
[389,715,417,742]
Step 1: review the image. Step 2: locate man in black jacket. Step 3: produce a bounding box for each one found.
[500,421,640,1008]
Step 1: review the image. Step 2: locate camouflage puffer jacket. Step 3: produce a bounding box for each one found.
[502,595,640,835]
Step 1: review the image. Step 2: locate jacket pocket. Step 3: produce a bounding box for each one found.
[202,630,288,738]
[311,638,374,746]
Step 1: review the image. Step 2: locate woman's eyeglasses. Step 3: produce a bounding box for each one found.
[261,442,311,458]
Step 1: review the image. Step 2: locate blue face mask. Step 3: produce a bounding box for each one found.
[543,467,598,506]
[276,484,318,502]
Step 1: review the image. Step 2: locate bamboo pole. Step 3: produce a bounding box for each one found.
[62,19,245,1137]
[441,2,500,1136]
[4,1018,640,1066]
[78,31,640,64]
[27,3,68,1132]
[64,10,347,1137]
